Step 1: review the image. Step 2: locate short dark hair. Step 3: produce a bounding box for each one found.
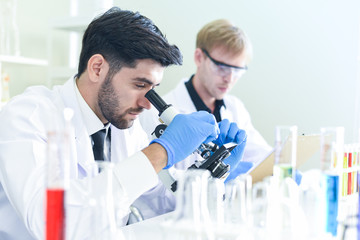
[77,7,182,77]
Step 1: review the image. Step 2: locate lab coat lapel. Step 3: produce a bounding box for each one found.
[219,101,233,122]
[110,119,149,163]
[110,125,129,163]
[58,77,97,178]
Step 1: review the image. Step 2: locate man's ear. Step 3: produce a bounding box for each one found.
[87,54,109,83]
[194,48,204,67]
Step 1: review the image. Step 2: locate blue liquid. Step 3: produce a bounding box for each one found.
[358,172,360,240]
[322,173,339,236]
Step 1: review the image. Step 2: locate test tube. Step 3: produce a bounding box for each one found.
[273,126,298,182]
[358,173,360,240]
[319,127,344,237]
[46,108,73,240]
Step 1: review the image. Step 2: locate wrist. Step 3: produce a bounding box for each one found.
[150,138,175,169]
[142,143,168,173]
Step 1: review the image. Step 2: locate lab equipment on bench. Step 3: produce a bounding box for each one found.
[46,108,73,240]
[145,89,237,191]
[273,125,298,183]
[320,127,344,237]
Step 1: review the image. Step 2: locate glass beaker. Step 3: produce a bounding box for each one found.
[171,169,214,239]
[224,175,252,226]
[71,161,120,240]
[173,169,211,224]
[273,126,298,182]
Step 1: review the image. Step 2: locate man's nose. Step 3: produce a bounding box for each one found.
[139,95,152,110]
[222,71,235,83]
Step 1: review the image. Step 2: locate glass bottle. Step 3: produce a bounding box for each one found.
[0,0,20,56]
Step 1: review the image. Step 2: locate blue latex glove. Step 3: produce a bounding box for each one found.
[151,111,219,169]
[295,169,302,185]
[213,119,247,173]
[225,161,254,183]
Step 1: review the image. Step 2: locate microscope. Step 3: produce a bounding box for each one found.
[145,89,237,192]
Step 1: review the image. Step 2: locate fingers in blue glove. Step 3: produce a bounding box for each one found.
[225,161,254,183]
[215,119,247,146]
[174,111,219,143]
[151,111,219,169]
[214,119,247,173]
[295,169,302,185]
[234,129,247,145]
[216,119,230,145]
[223,138,247,168]
[191,112,219,143]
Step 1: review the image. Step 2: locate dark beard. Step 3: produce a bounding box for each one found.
[98,74,142,129]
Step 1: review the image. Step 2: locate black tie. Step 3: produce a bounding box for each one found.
[91,128,111,161]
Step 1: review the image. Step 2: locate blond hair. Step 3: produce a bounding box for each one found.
[196,19,252,60]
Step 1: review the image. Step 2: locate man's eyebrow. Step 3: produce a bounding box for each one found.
[133,77,160,87]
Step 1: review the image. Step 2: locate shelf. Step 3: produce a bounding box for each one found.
[50,16,92,32]
[0,55,48,66]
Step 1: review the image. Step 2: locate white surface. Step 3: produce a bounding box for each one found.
[119,211,348,240]
[120,212,173,239]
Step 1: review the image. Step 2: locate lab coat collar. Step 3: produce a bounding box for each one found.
[58,76,98,177]
[73,78,105,135]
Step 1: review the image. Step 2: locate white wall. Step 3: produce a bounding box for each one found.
[6,0,360,146]
[119,0,360,145]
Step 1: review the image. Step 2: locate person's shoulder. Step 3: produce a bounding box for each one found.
[224,94,245,107]
[223,94,251,118]
[20,86,58,105]
[2,85,61,117]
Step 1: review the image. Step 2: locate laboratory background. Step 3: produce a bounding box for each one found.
[1,0,360,239]
[2,0,360,163]
[1,0,360,152]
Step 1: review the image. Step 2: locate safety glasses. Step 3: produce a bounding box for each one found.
[202,49,247,79]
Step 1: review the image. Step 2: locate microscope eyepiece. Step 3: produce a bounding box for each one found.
[145,89,171,115]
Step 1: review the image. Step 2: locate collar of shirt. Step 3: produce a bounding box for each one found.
[184,75,226,122]
[73,77,108,135]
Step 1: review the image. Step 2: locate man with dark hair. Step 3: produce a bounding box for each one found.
[0,8,246,239]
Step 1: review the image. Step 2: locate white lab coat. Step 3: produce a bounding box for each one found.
[140,78,273,171]
[0,77,164,239]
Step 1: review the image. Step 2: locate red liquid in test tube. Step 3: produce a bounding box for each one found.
[45,108,73,240]
[46,189,65,240]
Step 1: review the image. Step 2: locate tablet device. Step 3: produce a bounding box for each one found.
[249,134,320,183]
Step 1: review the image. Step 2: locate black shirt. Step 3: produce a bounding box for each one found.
[184,75,226,123]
